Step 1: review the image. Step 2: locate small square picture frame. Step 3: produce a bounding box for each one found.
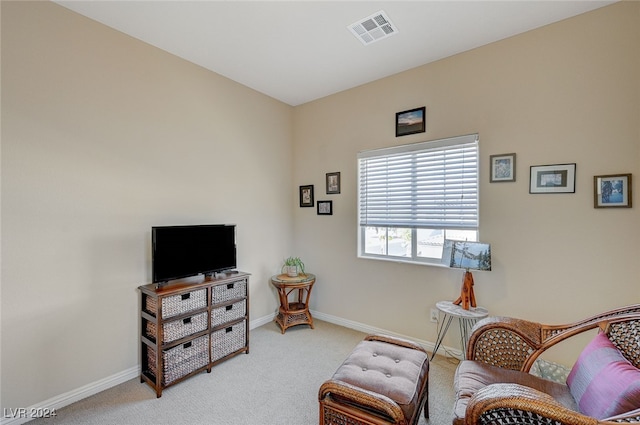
[594,173,632,208]
[395,107,426,137]
[299,185,314,207]
[326,172,341,194]
[530,163,576,194]
[317,200,333,215]
[490,153,516,183]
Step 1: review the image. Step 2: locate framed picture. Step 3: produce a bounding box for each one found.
[594,174,632,208]
[299,185,314,207]
[395,107,426,137]
[317,200,333,215]
[529,163,576,194]
[326,172,341,194]
[490,153,516,183]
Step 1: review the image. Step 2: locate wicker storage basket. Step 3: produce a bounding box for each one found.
[211,279,247,304]
[211,299,246,328]
[146,288,207,319]
[146,311,208,343]
[211,320,246,362]
[148,334,209,385]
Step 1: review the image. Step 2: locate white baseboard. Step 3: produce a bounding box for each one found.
[310,309,462,359]
[2,311,459,425]
[249,312,276,329]
[1,366,139,425]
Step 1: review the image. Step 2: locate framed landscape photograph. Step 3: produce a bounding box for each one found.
[317,200,333,215]
[299,185,314,207]
[530,163,576,194]
[490,153,516,183]
[594,173,632,208]
[326,172,341,194]
[395,107,426,137]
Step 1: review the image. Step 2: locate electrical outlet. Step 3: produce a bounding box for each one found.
[430,308,438,323]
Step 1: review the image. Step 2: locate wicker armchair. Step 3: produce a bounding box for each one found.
[453,304,640,425]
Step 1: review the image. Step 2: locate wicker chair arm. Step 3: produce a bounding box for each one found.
[465,383,599,425]
[467,306,640,371]
[365,334,426,353]
[319,379,405,423]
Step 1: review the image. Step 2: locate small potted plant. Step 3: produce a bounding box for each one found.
[282,256,305,277]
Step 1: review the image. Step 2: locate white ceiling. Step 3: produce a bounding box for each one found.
[55,1,616,106]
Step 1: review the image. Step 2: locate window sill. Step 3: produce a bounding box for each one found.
[357,254,451,269]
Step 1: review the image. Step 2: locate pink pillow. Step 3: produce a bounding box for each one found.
[566,332,640,419]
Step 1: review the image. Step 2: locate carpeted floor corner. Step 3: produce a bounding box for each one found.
[27,320,458,425]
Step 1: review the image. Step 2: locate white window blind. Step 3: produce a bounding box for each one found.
[358,134,479,230]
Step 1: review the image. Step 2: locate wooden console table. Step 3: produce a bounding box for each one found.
[270,273,315,334]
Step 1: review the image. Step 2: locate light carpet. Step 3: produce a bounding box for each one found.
[27,320,458,425]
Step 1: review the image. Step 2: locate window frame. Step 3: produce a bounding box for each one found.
[357,134,480,266]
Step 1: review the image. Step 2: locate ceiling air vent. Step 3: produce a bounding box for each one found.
[348,10,398,46]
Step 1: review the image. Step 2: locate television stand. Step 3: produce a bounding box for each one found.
[139,272,250,397]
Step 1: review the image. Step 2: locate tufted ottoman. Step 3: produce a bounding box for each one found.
[319,334,429,425]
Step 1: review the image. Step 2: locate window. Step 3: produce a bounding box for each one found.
[357,134,479,265]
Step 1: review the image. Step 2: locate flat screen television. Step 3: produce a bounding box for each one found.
[152,224,236,283]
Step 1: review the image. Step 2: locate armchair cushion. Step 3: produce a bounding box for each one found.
[453,360,578,424]
[566,332,640,419]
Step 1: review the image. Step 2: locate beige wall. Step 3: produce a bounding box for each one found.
[2,0,639,415]
[293,1,639,359]
[2,1,293,410]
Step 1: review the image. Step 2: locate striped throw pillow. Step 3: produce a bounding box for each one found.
[566,332,640,419]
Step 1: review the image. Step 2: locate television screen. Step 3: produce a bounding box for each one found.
[152,224,236,283]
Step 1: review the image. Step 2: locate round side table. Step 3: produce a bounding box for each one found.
[270,273,316,334]
[431,300,488,360]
